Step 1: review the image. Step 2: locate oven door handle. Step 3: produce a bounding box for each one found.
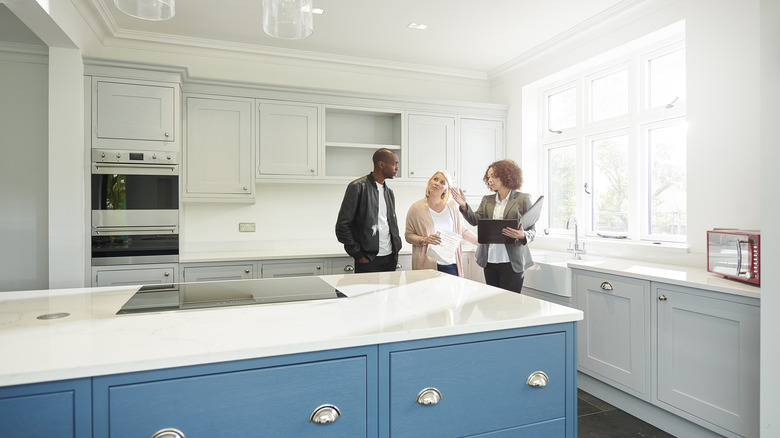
[93,226,178,235]
[92,163,179,175]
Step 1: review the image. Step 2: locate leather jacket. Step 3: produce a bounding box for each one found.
[335,173,402,263]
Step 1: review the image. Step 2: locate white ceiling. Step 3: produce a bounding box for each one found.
[72,0,640,78]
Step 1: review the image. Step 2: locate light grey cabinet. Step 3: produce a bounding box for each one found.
[92,79,179,151]
[459,118,504,201]
[406,114,456,181]
[184,95,254,202]
[323,107,402,179]
[654,283,759,437]
[92,264,178,288]
[257,101,319,178]
[573,270,650,399]
[260,259,326,278]
[181,262,256,282]
[328,257,355,275]
[573,268,760,438]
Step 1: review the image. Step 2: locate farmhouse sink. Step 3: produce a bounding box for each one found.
[524,250,603,297]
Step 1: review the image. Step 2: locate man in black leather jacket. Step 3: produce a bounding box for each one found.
[335,148,402,273]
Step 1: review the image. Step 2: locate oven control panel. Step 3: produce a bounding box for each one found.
[92,149,178,165]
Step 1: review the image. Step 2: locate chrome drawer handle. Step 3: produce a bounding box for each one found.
[415,387,442,405]
[309,404,341,424]
[151,428,185,438]
[526,371,549,388]
[658,294,668,301]
[344,265,354,272]
[600,281,613,290]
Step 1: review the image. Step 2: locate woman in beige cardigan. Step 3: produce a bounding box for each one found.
[404,170,478,276]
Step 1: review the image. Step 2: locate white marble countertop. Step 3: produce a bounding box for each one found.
[530,250,759,299]
[0,270,582,388]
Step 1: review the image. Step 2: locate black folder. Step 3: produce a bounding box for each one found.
[477,196,544,244]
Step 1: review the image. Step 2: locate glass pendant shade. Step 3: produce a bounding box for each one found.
[114,0,175,21]
[263,0,313,39]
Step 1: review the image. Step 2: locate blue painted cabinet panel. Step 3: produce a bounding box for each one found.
[387,332,567,437]
[95,356,368,437]
[0,378,91,438]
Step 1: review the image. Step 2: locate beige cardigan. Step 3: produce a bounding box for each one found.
[404,198,479,276]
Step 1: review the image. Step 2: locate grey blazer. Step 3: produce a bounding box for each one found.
[460,190,536,273]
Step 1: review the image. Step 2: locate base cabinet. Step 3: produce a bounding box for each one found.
[0,379,91,438]
[654,283,759,437]
[92,264,179,287]
[94,352,369,438]
[2,323,577,438]
[384,331,572,437]
[574,271,650,399]
[181,262,256,282]
[573,269,760,438]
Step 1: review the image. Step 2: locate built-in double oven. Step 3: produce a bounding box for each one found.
[91,149,179,266]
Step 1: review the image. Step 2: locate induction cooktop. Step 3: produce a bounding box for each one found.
[117,276,346,315]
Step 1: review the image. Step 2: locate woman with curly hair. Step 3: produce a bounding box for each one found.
[450,160,536,293]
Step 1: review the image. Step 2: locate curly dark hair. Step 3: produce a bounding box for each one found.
[483,159,523,191]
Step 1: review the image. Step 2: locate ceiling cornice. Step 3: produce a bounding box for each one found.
[77,0,489,82]
[488,0,648,82]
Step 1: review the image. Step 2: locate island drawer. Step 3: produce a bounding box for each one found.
[94,356,367,437]
[387,332,566,437]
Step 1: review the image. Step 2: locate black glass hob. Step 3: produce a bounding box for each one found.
[117,276,346,315]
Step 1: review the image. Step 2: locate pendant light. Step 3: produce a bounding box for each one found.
[115,0,175,21]
[263,0,313,39]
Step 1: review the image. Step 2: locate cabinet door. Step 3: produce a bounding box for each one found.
[388,333,567,437]
[655,284,759,437]
[407,114,456,181]
[258,102,319,177]
[185,96,254,200]
[574,271,650,399]
[93,80,177,148]
[328,257,356,275]
[181,263,255,282]
[0,379,91,438]
[98,357,367,438]
[459,118,503,200]
[93,265,178,287]
[261,260,325,278]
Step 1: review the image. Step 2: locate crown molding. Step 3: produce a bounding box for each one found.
[488,0,649,83]
[76,0,488,82]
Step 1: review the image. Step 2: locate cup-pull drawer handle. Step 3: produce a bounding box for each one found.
[344,264,354,272]
[151,428,185,438]
[526,371,549,388]
[309,404,341,424]
[600,281,613,290]
[415,387,442,405]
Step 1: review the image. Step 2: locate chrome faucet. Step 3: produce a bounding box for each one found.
[565,216,585,259]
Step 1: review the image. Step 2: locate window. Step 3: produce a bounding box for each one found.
[541,39,686,243]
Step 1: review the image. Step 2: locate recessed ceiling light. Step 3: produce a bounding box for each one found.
[312,8,324,15]
[407,22,428,30]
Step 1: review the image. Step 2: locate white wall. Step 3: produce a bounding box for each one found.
[0,50,49,292]
[760,0,780,433]
[491,0,761,262]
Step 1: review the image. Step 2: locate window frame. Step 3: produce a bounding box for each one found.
[539,37,686,243]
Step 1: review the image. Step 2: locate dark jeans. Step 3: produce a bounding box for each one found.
[484,262,524,293]
[355,254,397,273]
[437,263,458,276]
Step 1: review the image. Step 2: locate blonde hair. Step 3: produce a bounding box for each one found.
[425,170,452,202]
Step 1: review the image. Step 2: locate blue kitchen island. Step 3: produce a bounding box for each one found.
[0,270,582,437]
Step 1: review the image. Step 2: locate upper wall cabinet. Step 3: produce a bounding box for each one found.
[407,114,456,182]
[459,118,504,200]
[92,78,179,152]
[184,95,255,202]
[323,107,402,179]
[257,101,319,179]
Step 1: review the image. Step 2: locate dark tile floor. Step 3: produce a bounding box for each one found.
[578,390,677,437]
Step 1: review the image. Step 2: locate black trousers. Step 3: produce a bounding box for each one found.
[355,254,397,273]
[484,262,524,293]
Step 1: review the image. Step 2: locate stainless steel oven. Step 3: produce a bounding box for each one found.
[91,149,179,266]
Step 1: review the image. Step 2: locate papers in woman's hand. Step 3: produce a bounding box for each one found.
[426,230,462,265]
